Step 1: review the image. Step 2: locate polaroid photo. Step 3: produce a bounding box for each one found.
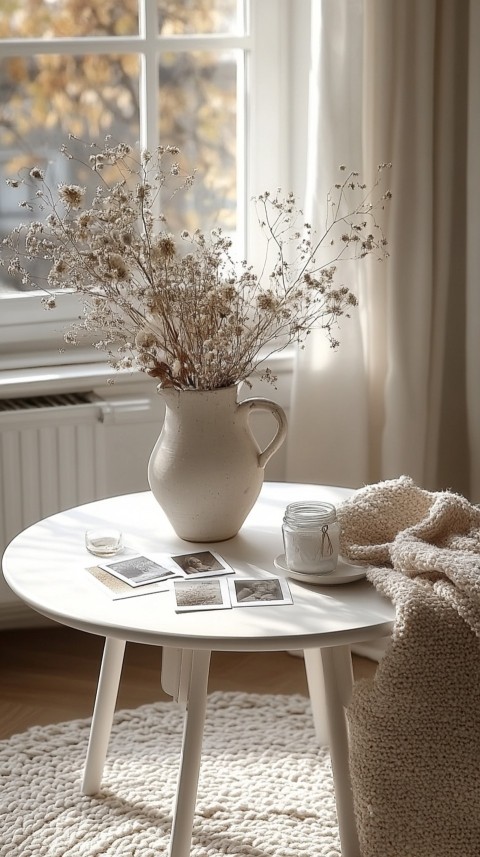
[85,565,170,600]
[228,576,293,607]
[169,550,234,579]
[99,554,178,588]
[173,577,231,612]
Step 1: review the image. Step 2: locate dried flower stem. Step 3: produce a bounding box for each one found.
[1,136,391,390]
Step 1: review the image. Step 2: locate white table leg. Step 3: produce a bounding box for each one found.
[82,636,126,795]
[320,645,360,857]
[168,648,211,857]
[161,646,194,705]
[303,647,329,745]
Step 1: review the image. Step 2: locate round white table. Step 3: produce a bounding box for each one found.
[2,482,394,857]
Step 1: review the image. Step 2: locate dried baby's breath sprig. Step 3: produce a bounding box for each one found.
[1,139,391,390]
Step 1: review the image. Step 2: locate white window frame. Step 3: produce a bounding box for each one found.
[0,0,291,371]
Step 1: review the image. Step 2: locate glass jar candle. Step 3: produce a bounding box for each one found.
[282,501,339,574]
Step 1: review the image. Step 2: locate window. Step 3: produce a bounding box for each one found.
[0,0,290,366]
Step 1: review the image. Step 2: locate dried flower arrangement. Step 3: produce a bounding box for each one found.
[2,137,391,390]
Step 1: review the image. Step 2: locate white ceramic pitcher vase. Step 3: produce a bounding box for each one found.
[148,385,288,542]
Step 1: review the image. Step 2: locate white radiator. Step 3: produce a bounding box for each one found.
[0,392,107,553]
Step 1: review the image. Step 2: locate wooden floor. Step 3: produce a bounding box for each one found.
[0,626,377,740]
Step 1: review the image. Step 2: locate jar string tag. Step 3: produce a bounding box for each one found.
[321,524,333,557]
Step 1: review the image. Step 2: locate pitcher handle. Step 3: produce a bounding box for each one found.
[238,397,288,469]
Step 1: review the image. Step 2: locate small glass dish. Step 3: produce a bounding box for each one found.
[85,528,124,558]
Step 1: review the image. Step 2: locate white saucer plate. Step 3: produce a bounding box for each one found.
[273,554,367,585]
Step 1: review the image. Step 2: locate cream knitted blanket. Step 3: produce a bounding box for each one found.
[337,476,480,857]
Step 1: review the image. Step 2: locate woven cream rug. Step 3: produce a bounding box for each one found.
[0,692,341,857]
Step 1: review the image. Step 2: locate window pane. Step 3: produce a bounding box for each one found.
[159,51,237,235]
[0,54,140,294]
[0,0,139,39]
[158,0,240,35]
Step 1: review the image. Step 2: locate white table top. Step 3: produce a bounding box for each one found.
[2,483,394,651]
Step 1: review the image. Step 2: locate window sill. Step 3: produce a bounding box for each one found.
[0,349,295,400]
[0,360,147,400]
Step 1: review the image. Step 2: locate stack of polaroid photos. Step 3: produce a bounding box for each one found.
[87,548,292,611]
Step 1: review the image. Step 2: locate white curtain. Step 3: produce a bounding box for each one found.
[286,0,480,501]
